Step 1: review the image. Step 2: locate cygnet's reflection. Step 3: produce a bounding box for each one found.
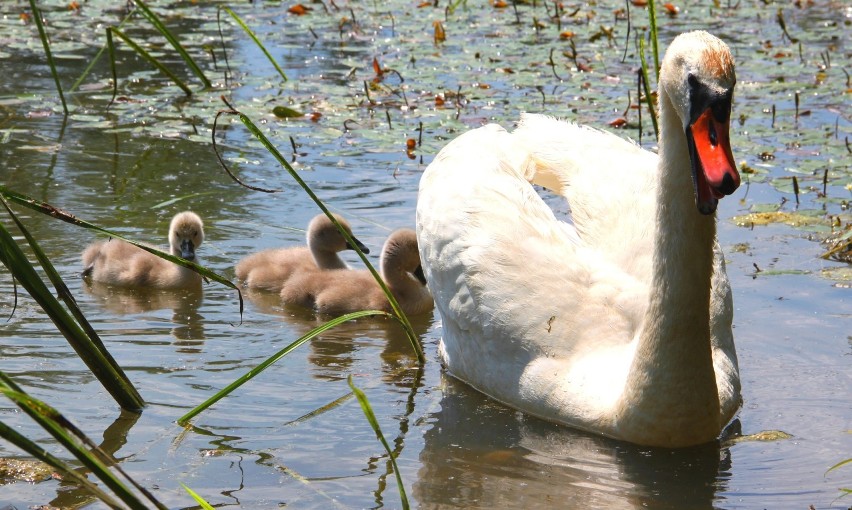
[82,280,205,351]
[414,373,734,509]
[242,286,429,381]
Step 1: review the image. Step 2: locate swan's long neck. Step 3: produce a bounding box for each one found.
[616,88,721,446]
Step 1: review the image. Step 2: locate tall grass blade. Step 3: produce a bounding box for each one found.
[348,375,410,510]
[131,0,212,88]
[181,483,216,509]
[29,0,68,115]
[638,36,659,141]
[70,7,136,93]
[0,200,144,411]
[220,6,288,82]
[827,458,852,474]
[213,102,423,362]
[108,27,193,96]
[106,28,119,109]
[179,310,393,425]
[0,185,243,316]
[646,0,660,80]
[0,373,166,509]
[283,392,354,427]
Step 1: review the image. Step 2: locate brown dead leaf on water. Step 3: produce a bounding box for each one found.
[433,21,446,44]
[288,4,311,15]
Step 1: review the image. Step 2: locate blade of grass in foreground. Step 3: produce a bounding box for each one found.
[646,0,660,80]
[0,200,144,411]
[213,101,423,363]
[638,36,659,141]
[181,483,215,510]
[348,375,410,510]
[131,0,212,88]
[0,373,166,509]
[178,310,394,425]
[29,0,68,115]
[220,6,287,82]
[0,420,123,507]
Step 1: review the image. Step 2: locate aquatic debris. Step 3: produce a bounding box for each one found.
[731,210,826,228]
[726,430,794,445]
[0,457,57,484]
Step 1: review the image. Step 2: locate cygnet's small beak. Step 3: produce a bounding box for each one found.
[180,239,196,261]
[347,235,370,255]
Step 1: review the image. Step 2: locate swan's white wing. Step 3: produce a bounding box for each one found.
[513,114,659,280]
[417,123,647,421]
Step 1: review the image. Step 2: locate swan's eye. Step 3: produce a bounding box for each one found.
[687,73,700,90]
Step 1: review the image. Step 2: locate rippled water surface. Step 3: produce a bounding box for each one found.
[0,1,850,508]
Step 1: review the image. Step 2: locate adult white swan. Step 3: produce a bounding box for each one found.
[415,31,742,447]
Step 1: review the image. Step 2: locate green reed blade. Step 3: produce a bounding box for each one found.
[70,6,136,93]
[348,375,410,510]
[0,186,243,317]
[106,28,119,108]
[0,375,165,509]
[181,483,216,510]
[646,0,660,80]
[221,6,288,82]
[0,197,144,410]
[29,0,68,115]
[827,458,852,474]
[638,36,659,141]
[219,105,423,362]
[178,310,392,425]
[0,203,144,411]
[283,392,355,427]
[131,0,211,88]
[108,27,192,96]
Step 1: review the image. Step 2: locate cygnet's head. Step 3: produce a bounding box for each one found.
[307,213,369,254]
[380,228,424,281]
[169,211,204,261]
[660,30,740,214]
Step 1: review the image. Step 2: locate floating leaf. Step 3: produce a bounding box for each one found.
[288,4,311,15]
[433,21,446,44]
[272,105,304,118]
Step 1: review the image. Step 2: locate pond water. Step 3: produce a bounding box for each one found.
[0,0,850,508]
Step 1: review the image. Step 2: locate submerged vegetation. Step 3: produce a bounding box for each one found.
[0,0,849,507]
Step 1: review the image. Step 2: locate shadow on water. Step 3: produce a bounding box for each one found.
[415,374,736,510]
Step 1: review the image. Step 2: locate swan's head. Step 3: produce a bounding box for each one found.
[169,211,204,261]
[660,31,740,215]
[307,213,370,254]
[380,228,425,282]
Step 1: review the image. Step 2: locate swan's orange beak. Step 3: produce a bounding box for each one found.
[687,108,740,215]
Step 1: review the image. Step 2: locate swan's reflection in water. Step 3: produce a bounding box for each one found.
[82,281,205,352]
[415,374,734,509]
